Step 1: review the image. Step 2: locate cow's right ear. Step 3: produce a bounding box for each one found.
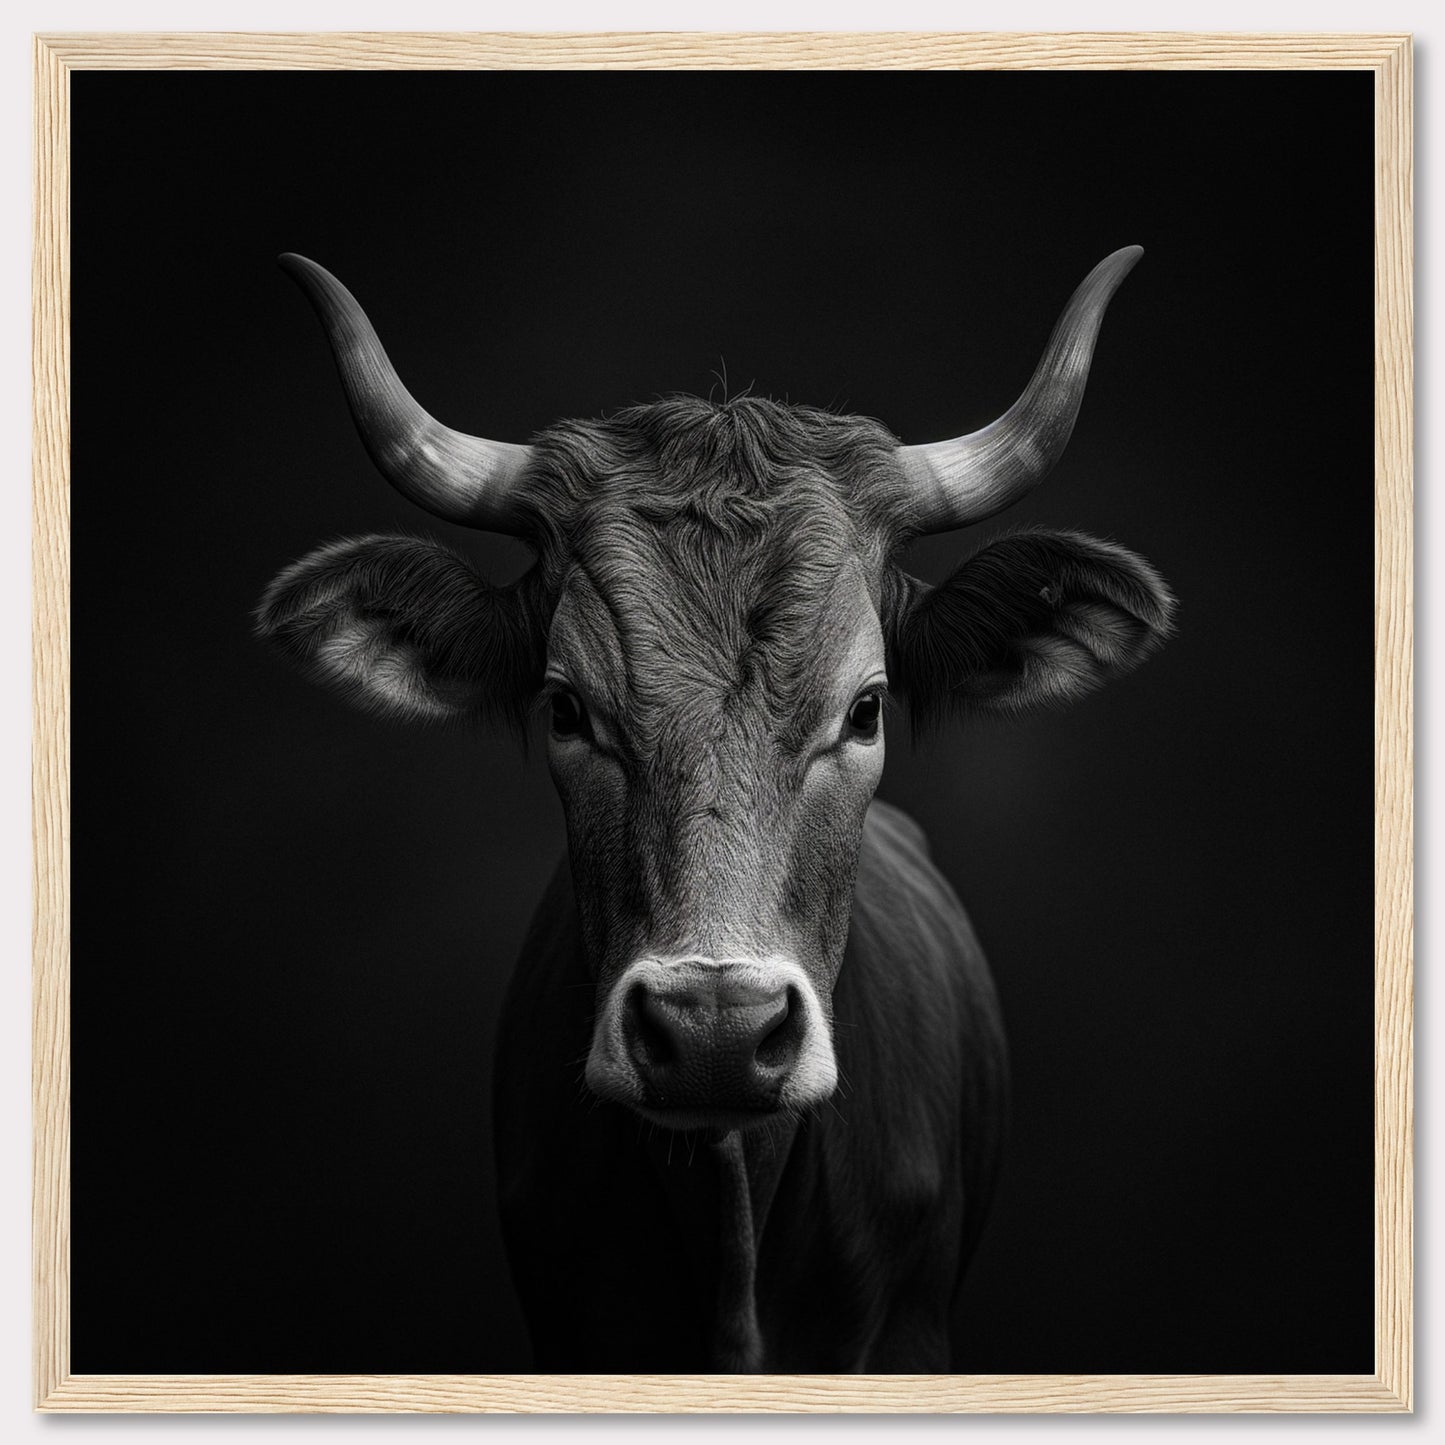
[256,535,544,725]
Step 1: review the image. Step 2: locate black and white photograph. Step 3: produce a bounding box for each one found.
[68,63,1376,1378]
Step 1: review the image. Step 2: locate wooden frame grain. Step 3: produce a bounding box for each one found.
[32,30,1413,1413]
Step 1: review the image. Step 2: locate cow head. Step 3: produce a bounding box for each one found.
[259,249,1174,1132]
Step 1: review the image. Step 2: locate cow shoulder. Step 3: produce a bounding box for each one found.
[849,797,996,1020]
[838,799,1008,1227]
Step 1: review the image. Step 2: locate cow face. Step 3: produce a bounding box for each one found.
[527,404,903,1126]
[259,250,1175,1132]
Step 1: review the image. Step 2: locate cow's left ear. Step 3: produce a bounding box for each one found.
[889,529,1176,719]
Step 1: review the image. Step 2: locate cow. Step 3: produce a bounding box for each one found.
[257,246,1174,1372]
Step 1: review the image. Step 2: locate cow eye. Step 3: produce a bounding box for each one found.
[550,688,588,739]
[847,691,882,739]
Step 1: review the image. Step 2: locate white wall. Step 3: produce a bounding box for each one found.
[2,2,1432,1438]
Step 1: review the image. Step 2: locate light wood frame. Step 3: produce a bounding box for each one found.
[32,30,1413,1414]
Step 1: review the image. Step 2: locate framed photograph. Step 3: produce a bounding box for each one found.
[33,31,1412,1412]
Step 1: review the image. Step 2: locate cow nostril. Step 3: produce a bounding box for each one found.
[754,988,803,1072]
[627,986,678,1071]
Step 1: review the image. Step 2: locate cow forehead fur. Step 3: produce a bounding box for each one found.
[522,395,904,738]
[524,394,904,546]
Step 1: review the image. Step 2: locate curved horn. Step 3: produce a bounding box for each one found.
[279,253,532,532]
[899,246,1143,534]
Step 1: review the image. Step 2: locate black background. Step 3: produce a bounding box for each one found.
[72,71,1374,1373]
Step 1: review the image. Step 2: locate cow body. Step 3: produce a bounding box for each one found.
[495,799,1006,1372]
[259,246,1172,1374]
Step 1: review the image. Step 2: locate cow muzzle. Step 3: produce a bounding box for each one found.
[585,957,837,1130]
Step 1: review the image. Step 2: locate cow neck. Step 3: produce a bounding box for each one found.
[708,1130,761,1370]
[709,1119,798,1372]
[641,1117,797,1371]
